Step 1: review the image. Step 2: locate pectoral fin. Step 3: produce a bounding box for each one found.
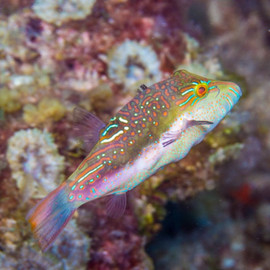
[185,119,213,128]
[162,119,213,147]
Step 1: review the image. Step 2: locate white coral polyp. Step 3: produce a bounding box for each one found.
[32,0,96,26]
[7,129,65,199]
[108,40,162,90]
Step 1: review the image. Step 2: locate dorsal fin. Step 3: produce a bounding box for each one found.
[137,84,148,93]
[73,107,106,153]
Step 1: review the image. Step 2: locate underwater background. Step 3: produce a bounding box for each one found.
[0,0,269,269]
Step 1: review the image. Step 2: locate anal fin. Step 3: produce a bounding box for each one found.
[106,193,127,218]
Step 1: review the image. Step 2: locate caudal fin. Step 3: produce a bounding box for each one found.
[27,183,76,251]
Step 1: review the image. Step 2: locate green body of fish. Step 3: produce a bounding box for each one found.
[66,70,242,204]
[28,70,242,251]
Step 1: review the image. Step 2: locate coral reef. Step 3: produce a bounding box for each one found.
[0,219,90,270]
[50,220,91,270]
[6,129,65,199]
[108,40,162,91]
[79,205,154,270]
[0,13,39,62]
[0,0,269,269]
[32,0,96,26]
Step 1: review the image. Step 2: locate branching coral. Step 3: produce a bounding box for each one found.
[32,0,96,26]
[6,129,65,200]
[108,40,162,91]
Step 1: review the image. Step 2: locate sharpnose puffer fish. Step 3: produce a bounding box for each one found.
[28,70,242,251]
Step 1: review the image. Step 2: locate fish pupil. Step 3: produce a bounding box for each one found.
[198,87,206,95]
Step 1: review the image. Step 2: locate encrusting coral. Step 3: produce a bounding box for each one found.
[6,129,65,200]
[32,0,96,26]
[108,40,162,91]
[50,220,91,270]
[0,219,90,270]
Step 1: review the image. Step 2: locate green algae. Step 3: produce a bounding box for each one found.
[0,88,22,113]
[23,97,66,126]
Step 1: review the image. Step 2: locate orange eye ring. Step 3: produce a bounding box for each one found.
[195,83,208,97]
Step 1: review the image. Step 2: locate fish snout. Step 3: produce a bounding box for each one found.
[231,83,242,97]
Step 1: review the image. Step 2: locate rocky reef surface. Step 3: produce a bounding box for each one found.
[0,0,269,269]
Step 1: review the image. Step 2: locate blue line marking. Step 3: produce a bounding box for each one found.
[179,94,195,107]
[229,87,240,98]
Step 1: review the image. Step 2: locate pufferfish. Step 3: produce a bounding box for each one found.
[28,70,242,251]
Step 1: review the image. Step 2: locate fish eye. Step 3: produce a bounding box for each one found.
[195,83,208,97]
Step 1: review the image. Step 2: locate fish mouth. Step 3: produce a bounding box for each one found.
[212,82,242,110]
[209,82,242,118]
[225,83,242,109]
[228,83,242,97]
